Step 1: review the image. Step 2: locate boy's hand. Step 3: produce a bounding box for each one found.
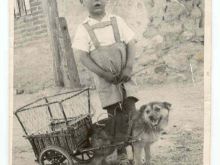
[119,67,132,83]
[101,72,118,84]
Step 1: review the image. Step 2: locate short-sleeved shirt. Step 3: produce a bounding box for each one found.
[73,14,138,108]
[72,13,135,52]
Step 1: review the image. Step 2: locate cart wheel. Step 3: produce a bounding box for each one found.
[39,146,73,165]
[72,150,95,163]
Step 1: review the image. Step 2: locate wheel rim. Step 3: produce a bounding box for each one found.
[72,150,94,163]
[40,151,66,164]
[39,146,73,165]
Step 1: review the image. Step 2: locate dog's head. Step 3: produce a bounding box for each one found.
[139,102,171,130]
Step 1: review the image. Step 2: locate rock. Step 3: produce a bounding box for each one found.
[163,1,187,22]
[142,47,157,55]
[184,0,194,13]
[191,36,204,44]
[176,146,185,149]
[192,27,204,43]
[182,17,197,32]
[179,31,195,41]
[191,5,202,19]
[143,65,168,84]
[195,28,204,38]
[161,131,167,135]
[193,0,203,7]
[159,21,183,35]
[161,33,180,50]
[167,72,189,82]
[154,64,167,73]
[193,52,204,63]
[151,16,164,27]
[190,5,202,28]
[147,72,167,84]
[143,25,159,38]
[138,53,158,66]
[168,42,203,58]
[164,54,189,72]
[147,0,166,19]
[143,35,164,49]
[16,89,24,95]
[197,1,204,27]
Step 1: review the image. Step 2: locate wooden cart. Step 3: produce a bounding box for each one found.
[14,88,139,165]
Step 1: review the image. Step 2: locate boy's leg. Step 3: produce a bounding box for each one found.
[106,99,136,143]
[105,103,122,141]
[105,98,137,164]
[117,97,137,155]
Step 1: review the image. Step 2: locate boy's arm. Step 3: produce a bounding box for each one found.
[120,39,136,82]
[126,39,136,69]
[74,49,116,83]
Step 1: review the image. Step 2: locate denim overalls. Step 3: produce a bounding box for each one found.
[83,17,138,109]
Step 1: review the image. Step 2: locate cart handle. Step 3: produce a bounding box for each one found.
[75,138,142,153]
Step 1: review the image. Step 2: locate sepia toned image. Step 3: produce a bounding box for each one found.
[12,0,209,165]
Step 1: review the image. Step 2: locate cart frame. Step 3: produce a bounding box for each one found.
[14,88,92,136]
[14,88,140,164]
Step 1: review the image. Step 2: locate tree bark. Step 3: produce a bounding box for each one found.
[42,0,64,86]
[56,17,81,88]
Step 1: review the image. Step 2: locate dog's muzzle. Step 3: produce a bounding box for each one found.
[149,116,162,127]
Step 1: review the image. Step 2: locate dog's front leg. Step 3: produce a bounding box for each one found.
[144,143,151,165]
[90,156,104,165]
[133,143,145,165]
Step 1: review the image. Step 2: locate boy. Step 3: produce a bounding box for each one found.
[73,0,138,164]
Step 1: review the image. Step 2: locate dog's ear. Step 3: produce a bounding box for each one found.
[139,104,147,113]
[132,105,147,120]
[163,102,172,110]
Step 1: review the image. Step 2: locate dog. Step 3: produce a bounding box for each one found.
[132,101,171,165]
[89,118,117,165]
[90,101,171,165]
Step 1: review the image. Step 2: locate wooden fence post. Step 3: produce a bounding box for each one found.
[56,17,81,88]
[42,0,64,86]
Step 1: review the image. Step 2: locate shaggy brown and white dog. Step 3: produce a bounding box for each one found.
[132,102,171,165]
[90,101,171,165]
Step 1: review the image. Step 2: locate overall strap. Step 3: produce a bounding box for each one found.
[90,21,111,29]
[110,17,121,42]
[83,23,100,48]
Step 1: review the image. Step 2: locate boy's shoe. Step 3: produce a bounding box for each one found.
[117,153,131,165]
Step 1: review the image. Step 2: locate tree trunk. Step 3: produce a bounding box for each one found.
[56,17,81,88]
[42,0,64,86]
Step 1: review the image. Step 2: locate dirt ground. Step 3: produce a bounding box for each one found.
[12,82,204,165]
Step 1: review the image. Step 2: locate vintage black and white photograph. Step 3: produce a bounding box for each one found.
[13,0,209,164]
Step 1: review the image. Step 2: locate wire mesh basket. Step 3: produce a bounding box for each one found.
[14,88,94,161]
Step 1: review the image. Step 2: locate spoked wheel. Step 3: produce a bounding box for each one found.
[72,150,95,163]
[39,146,73,165]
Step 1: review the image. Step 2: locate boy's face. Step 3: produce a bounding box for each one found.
[83,0,107,16]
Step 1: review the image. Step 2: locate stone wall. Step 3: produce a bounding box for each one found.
[135,0,204,84]
[14,0,48,48]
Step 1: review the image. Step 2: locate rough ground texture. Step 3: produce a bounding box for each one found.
[13,83,204,165]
